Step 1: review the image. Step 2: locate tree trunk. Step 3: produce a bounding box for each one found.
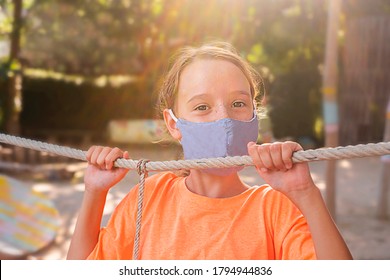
[3,0,23,135]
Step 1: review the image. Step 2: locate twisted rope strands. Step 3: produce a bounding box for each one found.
[2,133,390,171]
[0,133,88,162]
[133,159,149,260]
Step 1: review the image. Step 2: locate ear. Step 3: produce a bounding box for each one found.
[253,100,258,110]
[163,109,182,141]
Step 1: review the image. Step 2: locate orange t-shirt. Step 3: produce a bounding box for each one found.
[87,172,316,260]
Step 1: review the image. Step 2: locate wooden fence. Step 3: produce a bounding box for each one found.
[340,17,390,145]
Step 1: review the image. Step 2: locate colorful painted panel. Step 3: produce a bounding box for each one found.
[0,175,60,258]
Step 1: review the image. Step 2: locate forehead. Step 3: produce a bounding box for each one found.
[178,58,250,95]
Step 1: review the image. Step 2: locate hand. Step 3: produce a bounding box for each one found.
[84,146,130,193]
[247,141,316,202]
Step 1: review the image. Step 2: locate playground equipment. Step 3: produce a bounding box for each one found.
[1,132,390,259]
[0,174,60,259]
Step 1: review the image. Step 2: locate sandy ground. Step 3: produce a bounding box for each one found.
[2,145,390,260]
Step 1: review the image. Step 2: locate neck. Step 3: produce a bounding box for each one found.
[185,169,249,198]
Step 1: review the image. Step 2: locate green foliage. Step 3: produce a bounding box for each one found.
[10,0,390,145]
[240,0,326,145]
[7,0,329,144]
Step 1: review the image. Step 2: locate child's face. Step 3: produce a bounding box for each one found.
[175,59,254,123]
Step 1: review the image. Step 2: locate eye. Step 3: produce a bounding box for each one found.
[194,104,209,111]
[232,101,246,108]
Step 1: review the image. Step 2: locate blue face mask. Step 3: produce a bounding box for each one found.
[168,109,259,176]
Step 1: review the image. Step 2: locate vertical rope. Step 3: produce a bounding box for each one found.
[132,159,150,260]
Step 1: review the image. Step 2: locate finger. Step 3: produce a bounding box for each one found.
[96,147,113,169]
[269,142,286,171]
[283,141,303,170]
[89,146,104,165]
[105,147,124,170]
[258,143,275,170]
[281,143,294,170]
[86,146,97,162]
[247,142,267,173]
[111,150,131,177]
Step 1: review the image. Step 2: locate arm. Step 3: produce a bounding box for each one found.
[66,146,130,260]
[248,141,352,260]
[66,189,108,259]
[287,182,352,259]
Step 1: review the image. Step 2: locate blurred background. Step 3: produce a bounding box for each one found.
[0,0,390,260]
[0,0,389,147]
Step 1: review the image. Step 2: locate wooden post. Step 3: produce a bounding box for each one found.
[5,0,24,163]
[4,0,22,136]
[377,99,390,219]
[322,0,341,219]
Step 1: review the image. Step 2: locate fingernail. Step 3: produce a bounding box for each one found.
[261,168,268,173]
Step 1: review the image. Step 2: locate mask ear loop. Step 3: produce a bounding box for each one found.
[168,109,178,122]
[133,159,150,260]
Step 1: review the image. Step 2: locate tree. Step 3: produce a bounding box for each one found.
[0,0,23,134]
[4,0,331,144]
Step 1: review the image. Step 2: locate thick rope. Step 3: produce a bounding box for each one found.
[2,133,390,171]
[133,159,149,260]
[2,132,390,260]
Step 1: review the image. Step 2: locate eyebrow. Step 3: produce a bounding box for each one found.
[186,93,211,104]
[186,91,251,104]
[233,90,251,98]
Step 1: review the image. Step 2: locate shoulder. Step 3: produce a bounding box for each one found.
[123,172,183,204]
[141,171,182,194]
[250,184,288,202]
[145,171,180,186]
[106,172,182,224]
[250,184,302,216]
[113,172,179,206]
[124,171,180,196]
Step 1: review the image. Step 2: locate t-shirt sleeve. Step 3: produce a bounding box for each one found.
[87,187,138,260]
[264,188,316,260]
[86,172,178,260]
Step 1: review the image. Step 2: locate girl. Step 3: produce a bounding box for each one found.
[67,42,352,260]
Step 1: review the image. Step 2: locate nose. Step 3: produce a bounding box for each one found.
[213,104,230,120]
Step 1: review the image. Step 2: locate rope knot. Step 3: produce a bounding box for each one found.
[136,159,150,176]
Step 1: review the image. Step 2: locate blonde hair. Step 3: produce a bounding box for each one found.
[156,41,264,118]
